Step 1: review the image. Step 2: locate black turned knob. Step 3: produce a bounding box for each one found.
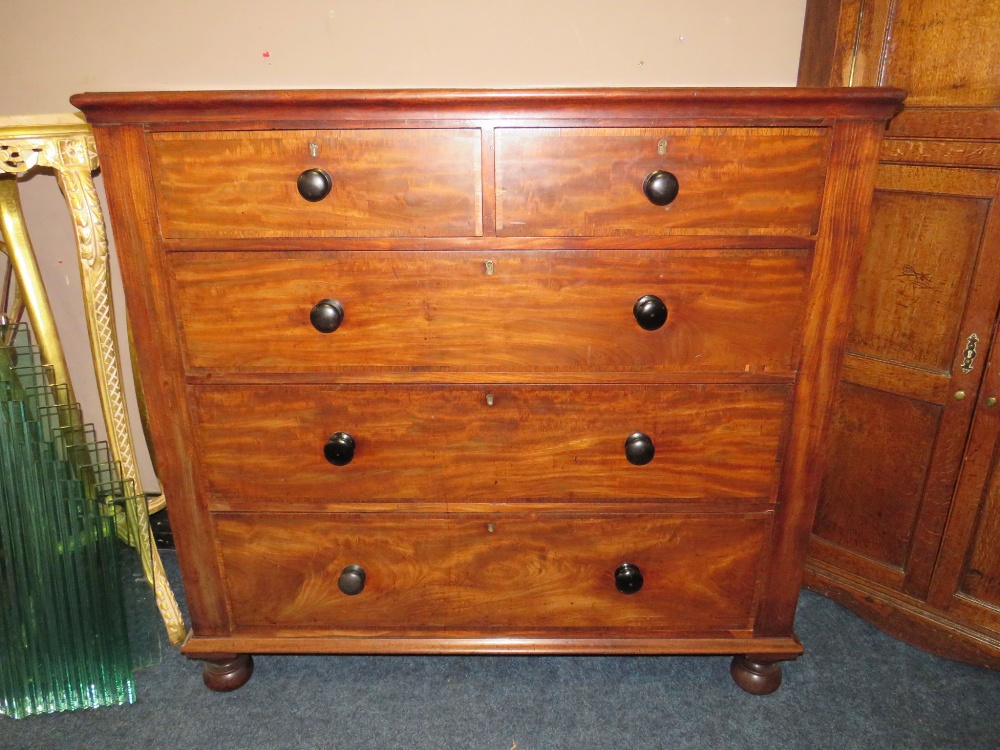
[310,299,344,333]
[633,295,668,331]
[297,168,332,202]
[324,432,356,466]
[625,432,654,466]
[338,565,366,596]
[642,170,679,206]
[615,563,643,594]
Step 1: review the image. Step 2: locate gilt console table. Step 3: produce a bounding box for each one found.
[0,113,184,645]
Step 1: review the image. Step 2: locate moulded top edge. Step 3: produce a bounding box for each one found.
[70,87,906,126]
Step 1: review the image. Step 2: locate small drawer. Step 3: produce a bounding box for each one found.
[148,129,482,238]
[192,383,790,505]
[495,127,829,236]
[170,249,810,376]
[215,511,772,633]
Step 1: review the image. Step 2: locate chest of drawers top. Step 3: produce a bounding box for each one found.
[76,88,902,244]
[73,88,903,694]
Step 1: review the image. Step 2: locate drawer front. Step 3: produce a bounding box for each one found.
[171,249,810,376]
[192,384,789,504]
[216,511,772,633]
[496,128,829,236]
[149,129,482,238]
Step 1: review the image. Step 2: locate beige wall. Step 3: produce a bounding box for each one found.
[0,0,807,491]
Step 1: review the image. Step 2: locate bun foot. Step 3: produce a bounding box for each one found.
[730,655,782,695]
[202,654,254,692]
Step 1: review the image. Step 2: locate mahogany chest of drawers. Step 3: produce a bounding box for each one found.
[73,88,903,694]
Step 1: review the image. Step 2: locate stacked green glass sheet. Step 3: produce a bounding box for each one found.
[0,323,160,719]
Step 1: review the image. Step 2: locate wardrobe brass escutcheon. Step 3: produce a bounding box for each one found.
[961,333,980,374]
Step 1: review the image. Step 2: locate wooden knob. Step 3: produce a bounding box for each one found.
[324,432,356,466]
[615,563,643,594]
[642,170,679,206]
[297,168,332,202]
[310,299,344,333]
[633,295,668,331]
[338,565,366,595]
[625,432,654,466]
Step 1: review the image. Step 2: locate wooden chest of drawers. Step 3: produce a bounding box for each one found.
[73,88,903,694]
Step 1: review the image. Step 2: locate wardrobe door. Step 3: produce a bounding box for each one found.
[809,164,1000,599]
[928,336,1000,638]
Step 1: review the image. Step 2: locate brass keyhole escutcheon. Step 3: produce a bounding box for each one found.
[485,393,494,406]
[484,259,494,276]
[961,333,980,374]
[657,139,668,155]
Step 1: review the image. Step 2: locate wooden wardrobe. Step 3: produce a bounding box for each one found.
[800,0,1000,668]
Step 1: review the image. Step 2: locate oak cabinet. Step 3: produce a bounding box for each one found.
[800,0,1000,668]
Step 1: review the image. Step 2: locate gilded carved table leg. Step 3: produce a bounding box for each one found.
[730,655,783,695]
[55,150,187,646]
[201,654,255,692]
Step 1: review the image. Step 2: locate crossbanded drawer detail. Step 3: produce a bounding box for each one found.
[495,127,829,236]
[170,249,811,376]
[148,129,482,238]
[215,511,773,633]
[191,384,790,504]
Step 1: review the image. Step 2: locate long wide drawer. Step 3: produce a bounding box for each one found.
[148,129,482,238]
[191,384,790,504]
[495,127,829,236]
[215,511,773,633]
[170,249,811,376]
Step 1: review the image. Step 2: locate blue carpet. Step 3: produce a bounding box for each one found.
[2,550,998,749]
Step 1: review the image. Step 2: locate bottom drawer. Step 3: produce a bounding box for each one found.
[215,511,773,635]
